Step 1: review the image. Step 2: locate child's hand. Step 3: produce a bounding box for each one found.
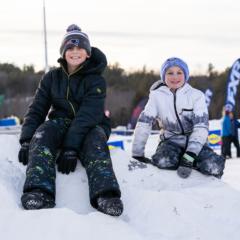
[57,150,78,174]
[180,152,196,167]
[18,142,30,165]
[177,152,196,178]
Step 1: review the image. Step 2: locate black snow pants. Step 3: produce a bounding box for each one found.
[221,136,240,158]
[23,119,121,208]
[230,136,240,157]
[221,136,232,158]
[152,140,226,178]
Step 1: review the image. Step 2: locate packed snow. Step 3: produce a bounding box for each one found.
[0,125,240,240]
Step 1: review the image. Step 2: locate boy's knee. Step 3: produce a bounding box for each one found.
[207,161,223,174]
[197,153,225,177]
[153,157,179,169]
[152,141,182,169]
[32,122,54,140]
[87,126,106,140]
[83,127,108,150]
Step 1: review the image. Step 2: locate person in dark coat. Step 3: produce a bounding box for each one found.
[229,111,240,157]
[18,24,123,216]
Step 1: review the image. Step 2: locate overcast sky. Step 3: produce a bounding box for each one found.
[0,0,239,74]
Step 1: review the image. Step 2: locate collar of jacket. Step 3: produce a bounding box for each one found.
[58,58,87,76]
[57,47,107,76]
[150,80,192,95]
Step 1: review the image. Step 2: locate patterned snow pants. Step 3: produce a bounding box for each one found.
[23,119,121,208]
[152,140,226,178]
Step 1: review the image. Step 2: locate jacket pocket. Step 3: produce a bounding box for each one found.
[180,109,194,131]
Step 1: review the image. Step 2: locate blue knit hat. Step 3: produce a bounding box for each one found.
[60,24,91,57]
[160,57,189,82]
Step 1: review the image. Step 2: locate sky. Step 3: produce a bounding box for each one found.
[0,0,240,74]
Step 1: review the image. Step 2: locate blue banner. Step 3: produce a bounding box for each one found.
[225,59,240,111]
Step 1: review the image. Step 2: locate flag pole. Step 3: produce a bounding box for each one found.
[43,0,49,73]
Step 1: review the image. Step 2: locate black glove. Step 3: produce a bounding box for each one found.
[57,150,78,174]
[18,142,30,165]
[132,156,152,164]
[177,152,197,178]
[180,152,196,168]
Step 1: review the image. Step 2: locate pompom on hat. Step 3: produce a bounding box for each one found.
[160,57,189,82]
[60,24,91,58]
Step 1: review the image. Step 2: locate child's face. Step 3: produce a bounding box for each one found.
[165,66,185,90]
[65,46,89,69]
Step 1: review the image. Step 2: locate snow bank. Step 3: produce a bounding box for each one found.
[0,134,240,240]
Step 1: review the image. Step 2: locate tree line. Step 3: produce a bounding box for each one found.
[0,62,239,127]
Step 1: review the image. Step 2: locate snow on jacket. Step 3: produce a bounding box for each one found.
[132,80,209,157]
[20,47,111,151]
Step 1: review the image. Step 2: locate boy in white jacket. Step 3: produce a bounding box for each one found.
[132,57,225,178]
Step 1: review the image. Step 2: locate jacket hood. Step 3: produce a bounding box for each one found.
[150,80,164,91]
[58,47,107,75]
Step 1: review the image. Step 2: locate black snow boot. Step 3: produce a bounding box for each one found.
[97,196,123,216]
[21,189,55,210]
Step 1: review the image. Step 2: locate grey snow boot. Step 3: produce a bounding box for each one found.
[21,189,55,210]
[97,196,123,216]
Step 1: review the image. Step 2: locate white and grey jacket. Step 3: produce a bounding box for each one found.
[132,80,209,157]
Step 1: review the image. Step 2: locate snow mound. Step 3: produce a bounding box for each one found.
[0,135,240,240]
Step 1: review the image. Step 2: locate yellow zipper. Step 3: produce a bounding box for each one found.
[62,65,83,117]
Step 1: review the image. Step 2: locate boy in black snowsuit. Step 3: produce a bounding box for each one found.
[18,24,123,216]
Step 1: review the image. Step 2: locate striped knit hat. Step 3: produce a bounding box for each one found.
[60,24,91,57]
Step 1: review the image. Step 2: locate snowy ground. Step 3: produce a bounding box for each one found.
[0,133,240,240]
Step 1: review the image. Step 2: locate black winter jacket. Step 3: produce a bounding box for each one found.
[20,47,111,151]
